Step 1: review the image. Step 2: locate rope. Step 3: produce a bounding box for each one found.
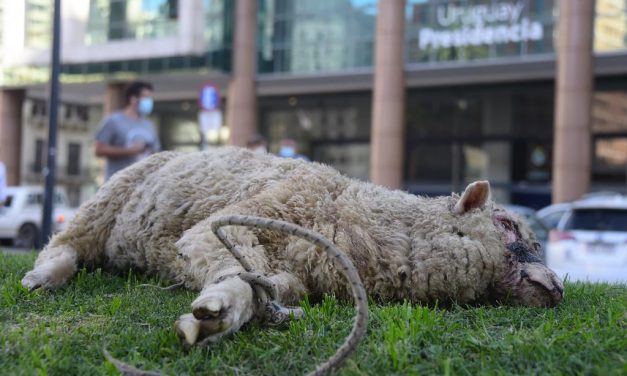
[209,215,369,376]
[103,348,160,376]
[137,281,185,291]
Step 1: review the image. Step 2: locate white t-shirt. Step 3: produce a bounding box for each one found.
[0,162,6,204]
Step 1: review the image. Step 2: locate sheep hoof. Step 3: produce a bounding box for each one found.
[174,312,231,347]
[21,249,77,291]
[22,270,50,291]
[190,296,234,338]
[174,311,234,347]
[192,297,223,319]
[181,278,254,345]
[175,314,200,347]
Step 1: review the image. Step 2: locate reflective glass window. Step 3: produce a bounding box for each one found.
[257,0,378,74]
[593,137,627,183]
[405,84,555,203]
[86,0,178,44]
[565,209,627,232]
[25,0,52,49]
[259,93,371,177]
[592,91,627,133]
[595,0,627,53]
[591,89,627,184]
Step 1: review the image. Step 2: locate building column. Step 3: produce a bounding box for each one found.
[227,0,257,147]
[0,89,25,185]
[370,0,406,189]
[552,0,595,203]
[104,82,127,114]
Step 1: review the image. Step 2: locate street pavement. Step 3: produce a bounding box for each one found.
[1,246,36,254]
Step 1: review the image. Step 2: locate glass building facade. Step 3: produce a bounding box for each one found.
[1,1,626,81]
[252,0,627,205]
[86,0,179,44]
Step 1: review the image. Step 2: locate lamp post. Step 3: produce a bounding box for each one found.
[41,0,61,247]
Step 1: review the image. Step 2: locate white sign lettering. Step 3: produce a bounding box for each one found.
[418,2,544,50]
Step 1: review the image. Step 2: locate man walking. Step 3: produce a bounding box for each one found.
[95,81,161,181]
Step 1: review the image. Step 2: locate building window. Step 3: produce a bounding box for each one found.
[86,0,179,44]
[204,0,230,51]
[257,0,378,74]
[31,99,47,117]
[591,90,627,184]
[260,93,371,179]
[595,0,627,53]
[67,143,81,176]
[34,139,46,173]
[67,185,81,207]
[62,104,89,122]
[593,137,627,183]
[25,0,53,49]
[405,84,555,207]
[76,105,90,122]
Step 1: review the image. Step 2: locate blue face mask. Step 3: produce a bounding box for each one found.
[138,97,154,116]
[279,146,296,158]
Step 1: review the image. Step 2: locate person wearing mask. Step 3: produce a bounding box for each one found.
[95,81,161,181]
[277,138,310,161]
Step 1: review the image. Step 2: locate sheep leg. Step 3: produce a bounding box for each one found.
[173,205,310,346]
[169,212,264,345]
[21,196,118,291]
[21,244,78,291]
[175,271,306,347]
[22,153,179,291]
[176,277,254,346]
[22,189,131,290]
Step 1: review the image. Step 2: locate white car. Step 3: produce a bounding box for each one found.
[0,186,77,249]
[537,202,573,231]
[546,196,627,283]
[537,192,624,230]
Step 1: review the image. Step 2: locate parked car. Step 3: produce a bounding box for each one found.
[537,192,624,230]
[537,202,573,231]
[546,196,627,283]
[0,186,77,249]
[504,205,550,261]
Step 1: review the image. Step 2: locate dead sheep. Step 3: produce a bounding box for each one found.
[22,147,563,347]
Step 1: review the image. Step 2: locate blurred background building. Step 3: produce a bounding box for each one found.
[0,0,626,207]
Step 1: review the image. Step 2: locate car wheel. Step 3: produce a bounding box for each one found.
[14,223,41,250]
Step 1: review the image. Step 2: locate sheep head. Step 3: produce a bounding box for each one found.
[454,181,564,307]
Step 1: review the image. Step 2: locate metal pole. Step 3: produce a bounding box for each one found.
[41,0,61,247]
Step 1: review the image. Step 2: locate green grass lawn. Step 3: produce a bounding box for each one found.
[1,252,626,376]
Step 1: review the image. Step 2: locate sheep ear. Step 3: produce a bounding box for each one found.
[453,181,490,215]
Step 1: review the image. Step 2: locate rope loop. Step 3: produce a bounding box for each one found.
[210,215,369,376]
